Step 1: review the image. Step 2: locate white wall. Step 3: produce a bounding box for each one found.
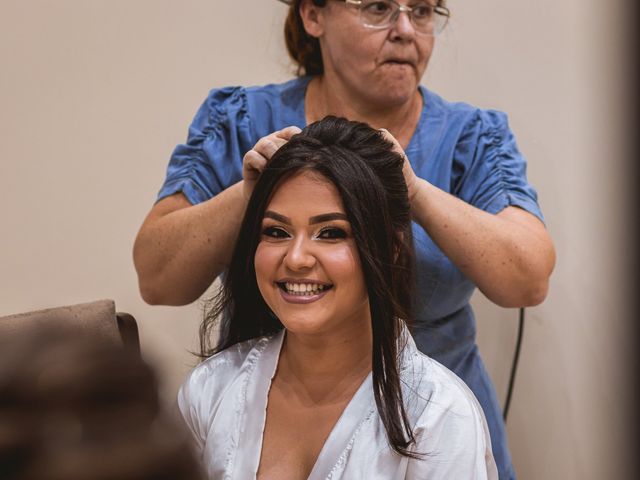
[0,1,634,477]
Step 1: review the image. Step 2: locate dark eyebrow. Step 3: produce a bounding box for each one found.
[264,211,291,224]
[309,213,348,225]
[263,211,348,225]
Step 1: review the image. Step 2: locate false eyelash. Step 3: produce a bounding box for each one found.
[317,227,348,239]
[262,226,290,239]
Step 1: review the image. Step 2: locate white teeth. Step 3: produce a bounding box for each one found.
[283,282,329,296]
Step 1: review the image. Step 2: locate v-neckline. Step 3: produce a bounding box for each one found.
[238,330,376,480]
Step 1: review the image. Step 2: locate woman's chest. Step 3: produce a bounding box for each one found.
[257,390,349,480]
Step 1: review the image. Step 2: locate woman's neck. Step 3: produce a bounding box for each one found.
[305,75,423,149]
[276,326,372,404]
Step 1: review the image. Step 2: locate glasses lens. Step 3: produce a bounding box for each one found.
[359,1,448,36]
[429,7,449,35]
[360,1,395,27]
[410,3,436,33]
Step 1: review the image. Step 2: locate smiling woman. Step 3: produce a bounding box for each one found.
[254,172,369,336]
[178,116,497,479]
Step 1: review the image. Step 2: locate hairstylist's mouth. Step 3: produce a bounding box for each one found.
[382,56,416,67]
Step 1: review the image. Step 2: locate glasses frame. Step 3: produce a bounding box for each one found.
[343,0,450,36]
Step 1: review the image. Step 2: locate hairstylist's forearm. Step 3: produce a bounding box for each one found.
[410,178,556,308]
[133,182,247,306]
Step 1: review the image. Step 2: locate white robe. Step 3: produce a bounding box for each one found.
[178,327,498,479]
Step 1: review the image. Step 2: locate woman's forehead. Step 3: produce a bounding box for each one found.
[266,170,345,213]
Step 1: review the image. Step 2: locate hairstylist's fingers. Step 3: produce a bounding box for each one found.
[254,136,283,160]
[243,150,267,192]
[242,126,301,200]
[379,128,419,202]
[242,149,268,200]
[378,128,405,156]
[276,125,302,141]
[254,126,302,159]
[243,149,267,180]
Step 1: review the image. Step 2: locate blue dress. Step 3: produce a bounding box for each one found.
[159,76,543,480]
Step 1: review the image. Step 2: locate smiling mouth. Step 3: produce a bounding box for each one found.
[277,282,333,296]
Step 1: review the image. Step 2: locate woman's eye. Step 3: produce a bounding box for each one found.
[413,4,434,19]
[262,226,289,239]
[318,227,347,240]
[365,1,392,15]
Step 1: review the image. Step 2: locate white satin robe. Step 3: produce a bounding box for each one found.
[178,327,498,479]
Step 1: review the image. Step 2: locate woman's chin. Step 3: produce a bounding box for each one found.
[370,79,418,108]
[280,317,328,337]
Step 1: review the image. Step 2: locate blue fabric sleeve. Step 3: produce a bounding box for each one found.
[157,87,254,205]
[451,109,544,223]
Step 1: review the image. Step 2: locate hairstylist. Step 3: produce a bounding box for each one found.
[133,1,555,478]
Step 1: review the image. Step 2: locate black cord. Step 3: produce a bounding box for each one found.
[503,307,525,421]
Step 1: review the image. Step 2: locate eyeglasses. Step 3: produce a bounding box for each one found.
[342,0,450,36]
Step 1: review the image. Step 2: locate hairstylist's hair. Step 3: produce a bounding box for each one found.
[284,0,449,76]
[200,115,419,457]
[284,0,326,76]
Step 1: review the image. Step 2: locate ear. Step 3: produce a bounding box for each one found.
[299,0,326,38]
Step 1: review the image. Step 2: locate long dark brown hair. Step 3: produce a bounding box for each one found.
[283,0,449,76]
[200,116,419,457]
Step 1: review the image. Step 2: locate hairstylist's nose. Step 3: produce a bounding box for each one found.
[389,11,416,41]
[284,237,316,271]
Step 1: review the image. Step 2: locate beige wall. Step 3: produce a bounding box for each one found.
[0,0,634,478]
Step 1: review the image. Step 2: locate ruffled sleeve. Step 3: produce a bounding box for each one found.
[157,86,254,205]
[451,109,544,222]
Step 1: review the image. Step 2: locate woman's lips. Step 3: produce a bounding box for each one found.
[276,282,333,304]
[383,57,414,66]
[381,60,414,73]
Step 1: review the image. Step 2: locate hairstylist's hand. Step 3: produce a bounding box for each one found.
[379,128,419,203]
[243,126,302,200]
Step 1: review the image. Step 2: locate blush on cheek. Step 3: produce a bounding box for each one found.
[254,244,276,304]
[254,244,280,275]
[325,247,363,283]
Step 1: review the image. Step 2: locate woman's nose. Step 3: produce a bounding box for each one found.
[284,237,316,271]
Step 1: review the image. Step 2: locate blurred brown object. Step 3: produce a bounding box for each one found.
[0,300,140,354]
[0,313,203,480]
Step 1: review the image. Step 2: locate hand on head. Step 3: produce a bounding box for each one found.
[379,128,419,204]
[243,126,302,200]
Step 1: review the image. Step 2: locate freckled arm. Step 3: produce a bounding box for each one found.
[409,178,556,307]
